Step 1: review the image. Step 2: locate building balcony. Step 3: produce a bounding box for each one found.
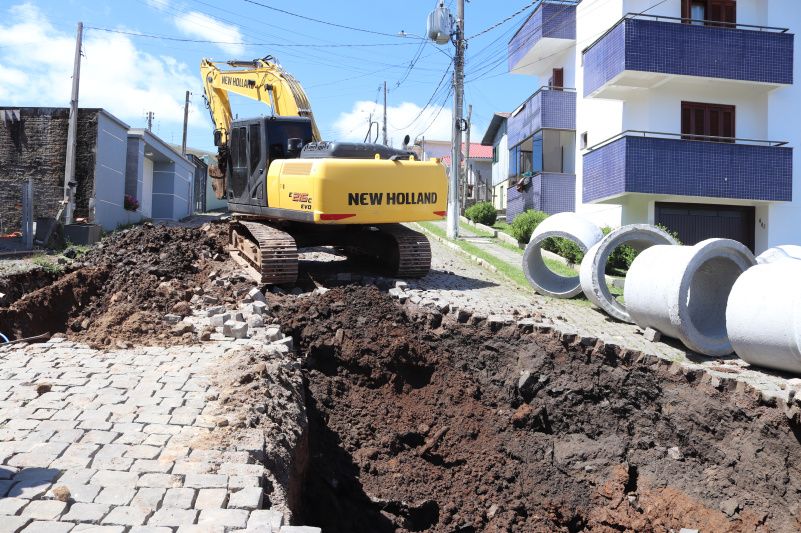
[508,87,576,148]
[583,14,793,99]
[507,172,576,223]
[508,1,578,76]
[582,131,792,204]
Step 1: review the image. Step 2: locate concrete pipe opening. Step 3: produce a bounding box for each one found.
[727,262,801,374]
[625,239,756,357]
[522,213,603,298]
[579,225,678,323]
[756,245,801,265]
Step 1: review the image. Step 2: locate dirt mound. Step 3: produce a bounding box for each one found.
[280,286,801,533]
[0,268,60,307]
[0,223,241,346]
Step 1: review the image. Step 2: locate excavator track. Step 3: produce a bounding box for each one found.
[380,224,432,278]
[229,220,298,285]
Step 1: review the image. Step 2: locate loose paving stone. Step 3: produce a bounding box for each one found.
[20,500,67,520]
[163,488,196,509]
[0,497,29,515]
[62,503,111,523]
[3,516,31,533]
[130,488,165,511]
[8,479,52,499]
[136,474,182,489]
[183,474,228,489]
[72,526,125,532]
[129,528,172,533]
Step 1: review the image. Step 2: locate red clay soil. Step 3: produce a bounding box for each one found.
[279,287,801,533]
[0,223,235,347]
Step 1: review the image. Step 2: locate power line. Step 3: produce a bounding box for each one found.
[85,26,420,47]
[241,0,407,38]
[466,0,541,40]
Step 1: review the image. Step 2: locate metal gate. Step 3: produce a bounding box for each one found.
[655,202,755,251]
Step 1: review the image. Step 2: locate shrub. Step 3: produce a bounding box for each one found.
[124,194,140,212]
[656,223,682,245]
[509,210,548,243]
[465,201,497,226]
[542,237,585,264]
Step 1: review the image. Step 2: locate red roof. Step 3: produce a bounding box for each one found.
[440,143,493,166]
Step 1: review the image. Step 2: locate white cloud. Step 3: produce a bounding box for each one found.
[173,11,244,56]
[0,3,210,137]
[145,0,170,10]
[145,0,170,11]
[333,100,454,145]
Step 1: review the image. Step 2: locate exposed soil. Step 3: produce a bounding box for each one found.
[0,267,60,307]
[0,223,250,346]
[279,286,801,533]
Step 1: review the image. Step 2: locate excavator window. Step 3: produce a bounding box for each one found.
[249,124,261,176]
[230,126,248,197]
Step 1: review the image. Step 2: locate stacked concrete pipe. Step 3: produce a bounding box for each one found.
[756,244,801,264]
[522,212,603,298]
[727,261,801,373]
[579,225,678,323]
[624,239,756,357]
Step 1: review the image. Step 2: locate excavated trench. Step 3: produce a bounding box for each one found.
[277,286,801,533]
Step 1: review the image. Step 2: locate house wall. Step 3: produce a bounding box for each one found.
[0,108,99,232]
[93,112,140,231]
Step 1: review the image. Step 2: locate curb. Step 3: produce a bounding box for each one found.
[414,223,504,278]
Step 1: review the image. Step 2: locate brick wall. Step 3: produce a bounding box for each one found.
[0,108,99,232]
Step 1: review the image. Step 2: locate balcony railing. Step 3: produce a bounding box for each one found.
[582,13,793,98]
[507,86,576,148]
[582,131,792,203]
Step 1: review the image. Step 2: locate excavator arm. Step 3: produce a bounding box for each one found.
[201,56,321,143]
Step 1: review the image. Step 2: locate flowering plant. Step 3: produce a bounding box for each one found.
[124,194,140,212]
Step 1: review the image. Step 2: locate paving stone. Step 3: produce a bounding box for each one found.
[175,527,223,533]
[227,487,263,510]
[72,526,125,532]
[20,500,67,520]
[8,480,52,499]
[0,479,14,497]
[130,460,173,474]
[90,457,134,471]
[126,445,161,460]
[136,474,182,488]
[147,508,198,527]
[196,508,248,529]
[173,461,215,475]
[20,520,74,533]
[0,497,29,515]
[162,487,195,509]
[193,488,228,510]
[62,503,111,523]
[102,506,150,526]
[247,510,282,530]
[94,486,136,506]
[129,528,172,533]
[183,474,227,489]
[279,528,321,533]
[2,516,31,533]
[90,471,138,487]
[130,487,165,511]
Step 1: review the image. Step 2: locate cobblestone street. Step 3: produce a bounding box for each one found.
[0,337,310,533]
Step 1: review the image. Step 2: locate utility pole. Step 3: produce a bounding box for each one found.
[382,81,388,146]
[63,21,83,226]
[462,104,472,210]
[181,91,190,156]
[146,111,154,132]
[447,0,465,239]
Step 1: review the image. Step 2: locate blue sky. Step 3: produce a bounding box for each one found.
[0,0,544,151]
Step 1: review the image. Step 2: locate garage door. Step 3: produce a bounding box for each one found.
[655,202,755,251]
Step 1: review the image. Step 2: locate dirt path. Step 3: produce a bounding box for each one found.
[278,286,801,533]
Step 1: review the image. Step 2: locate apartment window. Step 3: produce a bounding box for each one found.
[681,101,735,142]
[492,145,499,163]
[682,0,736,26]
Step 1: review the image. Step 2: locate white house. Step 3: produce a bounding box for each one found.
[507,0,798,252]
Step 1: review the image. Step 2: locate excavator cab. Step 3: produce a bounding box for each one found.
[225,116,313,210]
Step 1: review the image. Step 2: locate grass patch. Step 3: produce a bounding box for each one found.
[459,221,495,239]
[31,255,65,275]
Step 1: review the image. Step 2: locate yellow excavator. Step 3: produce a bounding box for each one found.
[200,56,448,284]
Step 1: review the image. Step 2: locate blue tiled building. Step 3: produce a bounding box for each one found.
[504,0,800,252]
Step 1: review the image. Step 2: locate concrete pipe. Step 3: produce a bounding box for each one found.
[727,261,801,373]
[624,238,756,356]
[579,224,678,323]
[522,212,603,298]
[756,245,801,265]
